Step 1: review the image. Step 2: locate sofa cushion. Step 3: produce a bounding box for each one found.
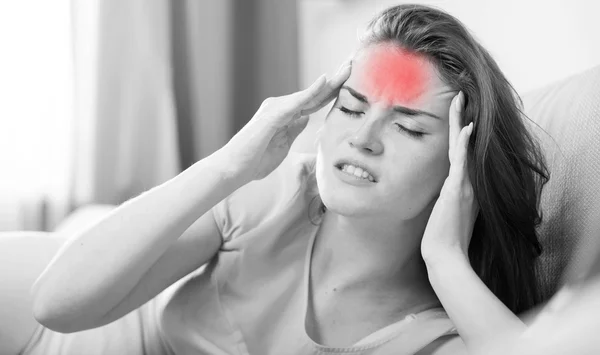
[54,204,116,237]
[522,65,600,300]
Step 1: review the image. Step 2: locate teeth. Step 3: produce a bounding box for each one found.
[340,164,375,182]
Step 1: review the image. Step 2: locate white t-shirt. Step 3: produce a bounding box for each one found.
[158,152,458,354]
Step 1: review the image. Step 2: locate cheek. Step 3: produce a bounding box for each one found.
[411,141,450,182]
[385,147,449,207]
[318,112,347,149]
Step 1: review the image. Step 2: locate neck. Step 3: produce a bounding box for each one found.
[312,206,438,304]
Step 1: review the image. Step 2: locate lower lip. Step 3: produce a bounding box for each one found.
[333,166,376,186]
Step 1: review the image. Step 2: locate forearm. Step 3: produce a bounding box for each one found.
[425,251,526,354]
[31,149,245,322]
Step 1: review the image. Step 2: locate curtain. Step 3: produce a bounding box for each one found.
[170,0,300,168]
[69,0,180,209]
[67,0,299,219]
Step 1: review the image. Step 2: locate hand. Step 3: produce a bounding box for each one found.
[421,91,479,264]
[221,61,352,182]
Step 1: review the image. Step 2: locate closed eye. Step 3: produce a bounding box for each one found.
[338,106,363,117]
[339,106,425,139]
[394,123,425,138]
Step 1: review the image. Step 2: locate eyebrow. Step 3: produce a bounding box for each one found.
[341,85,441,120]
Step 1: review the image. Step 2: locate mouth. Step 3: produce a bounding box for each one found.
[333,160,378,183]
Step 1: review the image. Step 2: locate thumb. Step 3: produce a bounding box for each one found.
[287,115,310,144]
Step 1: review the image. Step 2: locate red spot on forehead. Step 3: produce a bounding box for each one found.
[360,46,428,105]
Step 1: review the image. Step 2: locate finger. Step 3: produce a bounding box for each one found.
[287,74,328,106]
[301,61,352,115]
[450,122,473,176]
[448,91,464,160]
[301,89,339,116]
[310,59,352,105]
[287,115,310,144]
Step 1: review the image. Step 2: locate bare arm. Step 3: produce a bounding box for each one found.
[95,207,222,328]
[31,150,244,333]
[425,252,526,354]
[420,92,526,354]
[31,62,350,334]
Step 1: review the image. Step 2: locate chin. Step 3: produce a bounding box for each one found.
[315,161,375,217]
[322,192,369,216]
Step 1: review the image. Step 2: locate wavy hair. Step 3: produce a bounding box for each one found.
[357,4,551,313]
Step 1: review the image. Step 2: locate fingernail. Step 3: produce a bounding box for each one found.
[468,122,474,134]
[336,65,352,77]
[336,59,353,74]
[339,65,351,76]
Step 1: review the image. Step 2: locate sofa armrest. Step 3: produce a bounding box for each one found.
[54,204,117,236]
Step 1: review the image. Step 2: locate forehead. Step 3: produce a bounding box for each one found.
[347,43,452,108]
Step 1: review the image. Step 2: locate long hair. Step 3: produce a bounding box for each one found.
[362,4,550,313]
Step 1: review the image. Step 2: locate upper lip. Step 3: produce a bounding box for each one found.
[334,158,379,181]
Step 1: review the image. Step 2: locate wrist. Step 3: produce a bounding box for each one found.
[208,148,253,187]
[424,248,473,298]
[422,244,470,271]
[182,149,250,193]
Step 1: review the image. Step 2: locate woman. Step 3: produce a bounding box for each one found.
[2,4,548,355]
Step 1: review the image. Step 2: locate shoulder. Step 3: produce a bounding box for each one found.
[212,152,318,243]
[228,152,317,206]
[417,335,467,355]
[240,152,316,195]
[413,308,465,355]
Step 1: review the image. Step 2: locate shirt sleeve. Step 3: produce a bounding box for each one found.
[210,152,317,245]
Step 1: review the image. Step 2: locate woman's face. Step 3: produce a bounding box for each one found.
[315,43,457,221]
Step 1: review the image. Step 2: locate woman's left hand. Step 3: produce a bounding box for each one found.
[421,91,479,264]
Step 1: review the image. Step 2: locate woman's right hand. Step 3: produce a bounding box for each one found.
[220,61,352,182]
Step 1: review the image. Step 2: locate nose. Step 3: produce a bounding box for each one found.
[348,121,383,155]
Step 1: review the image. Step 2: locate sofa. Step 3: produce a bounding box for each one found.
[521,65,600,299]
